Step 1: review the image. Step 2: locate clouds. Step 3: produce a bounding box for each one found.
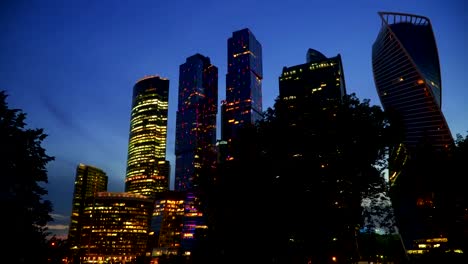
[47,213,70,239]
[48,224,69,231]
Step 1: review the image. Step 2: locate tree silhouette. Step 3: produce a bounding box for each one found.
[452,133,468,256]
[204,93,402,263]
[0,90,55,264]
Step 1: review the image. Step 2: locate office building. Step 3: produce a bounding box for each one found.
[222,28,263,154]
[277,49,355,262]
[125,75,170,198]
[279,48,346,115]
[68,164,107,253]
[150,191,186,258]
[79,192,154,263]
[372,11,457,257]
[175,54,218,192]
[372,12,453,152]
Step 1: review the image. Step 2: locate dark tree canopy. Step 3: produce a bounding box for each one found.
[0,90,55,264]
[200,93,401,264]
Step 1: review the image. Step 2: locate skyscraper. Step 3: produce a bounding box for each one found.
[372,12,453,152]
[222,28,263,151]
[175,54,218,192]
[279,48,346,107]
[68,164,107,255]
[276,49,355,262]
[150,191,186,257]
[125,75,170,198]
[372,11,456,256]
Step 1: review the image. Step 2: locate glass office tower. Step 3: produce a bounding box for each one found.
[372,12,457,256]
[279,48,346,105]
[372,12,453,152]
[222,28,263,150]
[150,191,186,258]
[174,54,217,256]
[175,54,218,192]
[125,75,170,198]
[68,164,107,253]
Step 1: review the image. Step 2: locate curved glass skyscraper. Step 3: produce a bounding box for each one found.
[125,75,170,198]
[372,12,459,257]
[372,12,453,152]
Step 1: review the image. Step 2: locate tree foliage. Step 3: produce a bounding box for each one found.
[203,93,400,263]
[0,90,55,264]
[385,128,468,262]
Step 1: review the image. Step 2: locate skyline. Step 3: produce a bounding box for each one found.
[1,0,466,238]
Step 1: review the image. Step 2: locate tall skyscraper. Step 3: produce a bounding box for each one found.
[175,54,218,192]
[68,164,107,255]
[125,75,170,198]
[372,11,456,256]
[222,28,263,151]
[372,12,453,152]
[279,48,346,107]
[277,49,354,262]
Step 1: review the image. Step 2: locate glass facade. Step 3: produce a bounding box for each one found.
[372,12,456,255]
[279,48,346,105]
[372,12,453,151]
[150,191,185,257]
[222,28,263,148]
[125,75,170,198]
[175,54,218,192]
[79,192,154,263]
[180,191,208,253]
[68,164,108,252]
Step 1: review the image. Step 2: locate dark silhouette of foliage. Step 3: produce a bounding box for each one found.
[201,93,403,263]
[47,236,70,264]
[388,125,468,263]
[0,90,55,264]
[448,132,468,258]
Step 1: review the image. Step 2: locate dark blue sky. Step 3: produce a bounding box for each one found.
[1,0,466,238]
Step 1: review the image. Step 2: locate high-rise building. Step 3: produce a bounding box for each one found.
[174,54,218,257]
[222,28,263,152]
[175,54,218,192]
[79,192,154,263]
[372,12,453,152]
[150,191,186,257]
[68,164,107,253]
[279,48,346,109]
[125,75,170,198]
[277,49,355,262]
[372,11,457,257]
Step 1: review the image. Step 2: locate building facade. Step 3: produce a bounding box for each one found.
[150,191,186,258]
[174,54,218,256]
[372,12,453,152]
[277,49,356,262]
[68,164,108,253]
[125,75,170,198]
[221,28,263,155]
[372,11,457,257]
[175,54,218,192]
[79,192,154,263]
[279,48,346,109]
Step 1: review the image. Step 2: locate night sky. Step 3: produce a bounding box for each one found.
[1,0,466,238]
